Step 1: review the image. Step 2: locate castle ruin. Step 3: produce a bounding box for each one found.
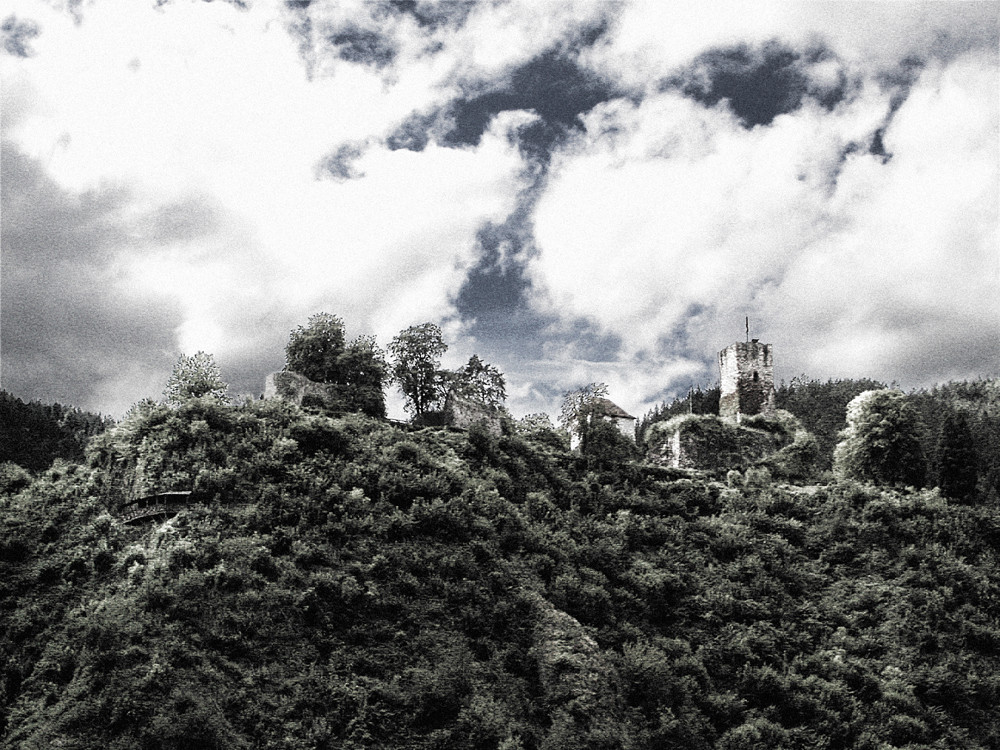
[718,339,775,423]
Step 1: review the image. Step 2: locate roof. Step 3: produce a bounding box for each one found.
[593,397,635,420]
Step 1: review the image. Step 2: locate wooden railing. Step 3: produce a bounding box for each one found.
[117,491,193,524]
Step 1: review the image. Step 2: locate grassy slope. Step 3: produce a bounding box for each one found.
[2,400,999,749]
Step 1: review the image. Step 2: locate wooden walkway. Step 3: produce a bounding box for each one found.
[117,491,194,524]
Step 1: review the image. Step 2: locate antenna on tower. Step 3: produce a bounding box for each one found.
[746,316,749,343]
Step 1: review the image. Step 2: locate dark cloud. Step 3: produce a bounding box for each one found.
[670,41,858,128]
[2,15,40,58]
[385,109,437,151]
[447,53,620,147]
[831,57,926,166]
[386,51,622,162]
[878,56,925,113]
[832,56,932,170]
[0,144,184,412]
[386,0,475,31]
[327,22,397,68]
[155,0,249,10]
[284,1,430,75]
[316,140,368,181]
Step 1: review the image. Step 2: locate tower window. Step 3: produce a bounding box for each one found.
[753,371,759,382]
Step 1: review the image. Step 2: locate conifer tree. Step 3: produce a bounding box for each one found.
[937,410,978,501]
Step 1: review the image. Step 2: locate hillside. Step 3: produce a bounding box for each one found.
[0,392,112,473]
[2,396,1000,749]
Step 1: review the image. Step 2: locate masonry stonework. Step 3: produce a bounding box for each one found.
[264,371,340,408]
[718,340,775,423]
[443,392,504,437]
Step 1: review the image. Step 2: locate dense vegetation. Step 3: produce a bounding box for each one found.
[2,389,999,749]
[0,392,112,472]
[639,377,1000,502]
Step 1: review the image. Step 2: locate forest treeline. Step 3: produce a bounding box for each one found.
[1,384,999,748]
[0,392,112,472]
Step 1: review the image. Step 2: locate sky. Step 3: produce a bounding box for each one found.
[1,0,997,421]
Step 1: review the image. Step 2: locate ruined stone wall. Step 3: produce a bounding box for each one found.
[646,414,788,471]
[718,340,775,422]
[264,371,341,410]
[612,416,636,441]
[443,392,503,436]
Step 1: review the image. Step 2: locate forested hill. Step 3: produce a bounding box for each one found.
[2,396,1000,749]
[0,392,112,472]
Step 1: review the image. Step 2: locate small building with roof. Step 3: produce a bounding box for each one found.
[569,397,636,450]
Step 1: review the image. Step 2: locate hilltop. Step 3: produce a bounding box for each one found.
[2,390,1000,749]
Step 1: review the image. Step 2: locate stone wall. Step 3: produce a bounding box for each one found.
[611,415,636,441]
[646,414,790,471]
[264,371,342,410]
[719,340,775,422]
[443,392,503,437]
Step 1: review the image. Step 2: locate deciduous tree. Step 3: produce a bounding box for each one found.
[833,389,926,487]
[284,313,387,417]
[284,313,348,383]
[560,383,611,453]
[388,323,448,417]
[163,352,228,405]
[451,355,506,409]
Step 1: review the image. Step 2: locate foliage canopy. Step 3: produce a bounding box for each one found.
[163,351,228,405]
[2,387,1000,749]
[936,410,978,501]
[451,355,507,410]
[388,323,448,416]
[833,389,927,487]
[284,313,388,417]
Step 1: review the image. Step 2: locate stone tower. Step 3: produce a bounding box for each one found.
[718,339,775,422]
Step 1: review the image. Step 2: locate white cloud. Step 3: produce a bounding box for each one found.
[585,0,999,91]
[2,0,996,422]
[528,47,997,416]
[2,0,528,413]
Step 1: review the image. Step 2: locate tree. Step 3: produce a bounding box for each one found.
[936,410,978,501]
[284,313,347,383]
[774,376,888,469]
[559,383,610,452]
[338,334,388,418]
[164,352,228,405]
[284,314,387,417]
[451,355,506,409]
[519,413,554,432]
[833,389,926,487]
[388,323,448,417]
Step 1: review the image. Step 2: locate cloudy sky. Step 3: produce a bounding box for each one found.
[2,0,997,420]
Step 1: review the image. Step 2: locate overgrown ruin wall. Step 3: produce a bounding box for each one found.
[646,415,789,471]
[443,392,503,437]
[719,340,776,422]
[264,371,341,409]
